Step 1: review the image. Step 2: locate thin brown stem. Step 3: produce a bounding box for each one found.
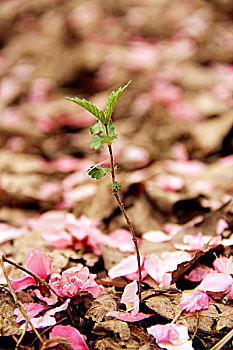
[104,124,142,301]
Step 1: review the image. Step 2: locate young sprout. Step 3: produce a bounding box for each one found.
[66,81,142,301]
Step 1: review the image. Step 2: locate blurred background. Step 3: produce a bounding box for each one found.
[0,0,232,229]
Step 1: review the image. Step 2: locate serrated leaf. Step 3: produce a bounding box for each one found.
[90,120,105,136]
[88,166,107,179]
[104,81,131,123]
[66,97,103,121]
[90,137,104,150]
[111,181,122,191]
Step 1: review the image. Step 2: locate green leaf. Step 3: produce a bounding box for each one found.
[104,81,131,123]
[90,120,105,136]
[111,181,122,191]
[90,137,104,150]
[88,166,107,179]
[65,97,103,121]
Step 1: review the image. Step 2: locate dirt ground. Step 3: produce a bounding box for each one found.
[0,0,233,349]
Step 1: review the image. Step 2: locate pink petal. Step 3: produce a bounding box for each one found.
[46,299,70,316]
[216,219,228,235]
[0,223,25,245]
[14,303,47,322]
[34,289,58,305]
[28,211,66,234]
[42,230,72,249]
[11,276,36,292]
[199,272,233,292]
[20,315,56,330]
[106,311,152,322]
[108,255,146,280]
[25,249,51,279]
[147,324,179,343]
[155,175,184,192]
[180,290,209,312]
[143,230,170,243]
[163,160,205,176]
[145,254,164,284]
[49,325,90,350]
[148,323,194,350]
[121,281,139,313]
[184,267,213,282]
[214,256,233,274]
[105,229,136,253]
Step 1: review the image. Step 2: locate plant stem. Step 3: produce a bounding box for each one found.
[104,124,142,302]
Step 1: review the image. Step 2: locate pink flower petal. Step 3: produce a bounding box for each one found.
[11,276,36,292]
[163,160,205,176]
[184,267,213,282]
[20,315,56,331]
[25,249,51,280]
[14,303,47,322]
[106,310,151,322]
[180,290,209,312]
[46,299,70,316]
[121,281,139,314]
[34,289,58,305]
[108,255,147,281]
[104,229,137,253]
[42,230,72,249]
[0,223,25,245]
[148,323,194,350]
[143,230,170,243]
[214,256,233,274]
[49,325,90,350]
[199,272,233,292]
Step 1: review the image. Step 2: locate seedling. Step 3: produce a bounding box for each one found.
[66,81,142,301]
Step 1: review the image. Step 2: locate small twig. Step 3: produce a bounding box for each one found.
[171,310,183,324]
[210,329,233,350]
[0,255,44,348]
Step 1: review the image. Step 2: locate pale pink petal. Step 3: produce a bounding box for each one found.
[62,171,88,191]
[42,230,72,249]
[46,299,70,316]
[11,276,36,292]
[163,160,205,176]
[49,325,90,350]
[213,256,233,274]
[105,229,137,252]
[145,254,164,284]
[216,219,228,235]
[34,289,58,305]
[20,315,56,330]
[64,184,97,204]
[121,281,139,313]
[148,323,194,350]
[28,211,66,234]
[14,303,47,322]
[184,267,213,282]
[155,175,184,192]
[51,156,88,173]
[199,272,233,292]
[66,213,95,240]
[161,272,172,287]
[0,223,26,245]
[39,182,62,200]
[180,290,209,312]
[25,249,51,279]
[106,310,152,322]
[108,255,147,281]
[143,230,170,243]
[148,324,179,343]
